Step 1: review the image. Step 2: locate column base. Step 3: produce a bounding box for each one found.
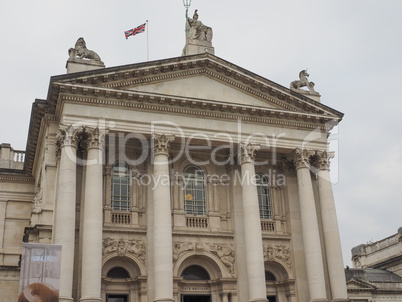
[249,299,268,302]
[154,299,175,302]
[59,297,74,302]
[311,299,328,302]
[331,299,349,302]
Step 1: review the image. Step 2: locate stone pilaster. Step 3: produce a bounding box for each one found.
[80,127,107,302]
[315,151,348,302]
[152,134,175,302]
[239,143,268,302]
[292,148,328,302]
[54,125,80,302]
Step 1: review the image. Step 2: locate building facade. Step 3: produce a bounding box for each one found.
[346,227,402,301]
[1,21,348,302]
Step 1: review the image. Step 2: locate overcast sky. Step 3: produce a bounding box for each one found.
[1,0,401,266]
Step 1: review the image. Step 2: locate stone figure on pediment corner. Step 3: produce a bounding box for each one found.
[68,37,103,62]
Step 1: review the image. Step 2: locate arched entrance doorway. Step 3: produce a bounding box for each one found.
[264,260,295,302]
[102,255,146,302]
[180,265,211,302]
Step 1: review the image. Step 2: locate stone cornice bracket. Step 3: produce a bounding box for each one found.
[55,124,81,158]
[290,148,313,170]
[152,134,175,156]
[238,143,260,164]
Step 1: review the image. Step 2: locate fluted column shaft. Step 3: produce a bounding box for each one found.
[80,128,105,302]
[239,143,267,302]
[153,134,175,302]
[316,151,348,302]
[54,126,78,302]
[293,149,327,302]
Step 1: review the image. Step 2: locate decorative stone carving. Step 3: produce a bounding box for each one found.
[211,244,235,276]
[312,150,333,171]
[152,134,175,155]
[290,70,319,95]
[264,244,292,268]
[102,238,146,264]
[172,241,235,276]
[32,184,43,213]
[291,148,311,170]
[79,127,107,150]
[173,242,195,262]
[239,143,260,164]
[55,125,81,158]
[68,37,103,62]
[187,10,213,42]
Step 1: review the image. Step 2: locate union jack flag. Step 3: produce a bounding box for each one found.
[124,23,146,39]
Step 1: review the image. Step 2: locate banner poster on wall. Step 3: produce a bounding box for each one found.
[18,243,62,302]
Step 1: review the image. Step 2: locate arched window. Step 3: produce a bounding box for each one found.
[182,265,210,280]
[265,270,277,281]
[183,166,206,215]
[111,161,130,211]
[256,174,272,219]
[106,266,131,279]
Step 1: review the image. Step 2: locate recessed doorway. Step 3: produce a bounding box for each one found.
[181,294,211,302]
[106,294,128,302]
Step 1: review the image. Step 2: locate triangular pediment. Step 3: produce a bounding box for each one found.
[48,53,343,134]
[346,278,376,290]
[125,74,281,109]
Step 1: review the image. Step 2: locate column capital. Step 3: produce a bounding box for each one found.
[239,143,260,164]
[79,127,108,150]
[291,148,312,170]
[55,125,81,158]
[152,134,175,156]
[312,151,334,171]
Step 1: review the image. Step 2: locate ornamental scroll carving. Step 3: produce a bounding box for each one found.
[239,143,260,164]
[152,134,175,155]
[263,244,292,268]
[103,238,146,264]
[173,241,235,276]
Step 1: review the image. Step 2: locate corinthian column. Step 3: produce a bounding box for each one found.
[54,125,79,302]
[152,134,175,302]
[80,127,106,302]
[239,143,267,302]
[292,148,327,302]
[315,151,348,302]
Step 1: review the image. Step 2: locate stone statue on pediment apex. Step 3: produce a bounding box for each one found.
[68,37,103,62]
[187,10,213,42]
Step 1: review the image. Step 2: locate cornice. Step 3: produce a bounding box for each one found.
[50,54,343,119]
[55,85,339,132]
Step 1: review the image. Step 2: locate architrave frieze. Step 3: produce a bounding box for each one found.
[53,86,339,132]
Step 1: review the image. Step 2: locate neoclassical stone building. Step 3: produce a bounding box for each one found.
[345,227,402,301]
[0,16,348,302]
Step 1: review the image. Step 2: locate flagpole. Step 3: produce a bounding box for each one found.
[146,20,149,61]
